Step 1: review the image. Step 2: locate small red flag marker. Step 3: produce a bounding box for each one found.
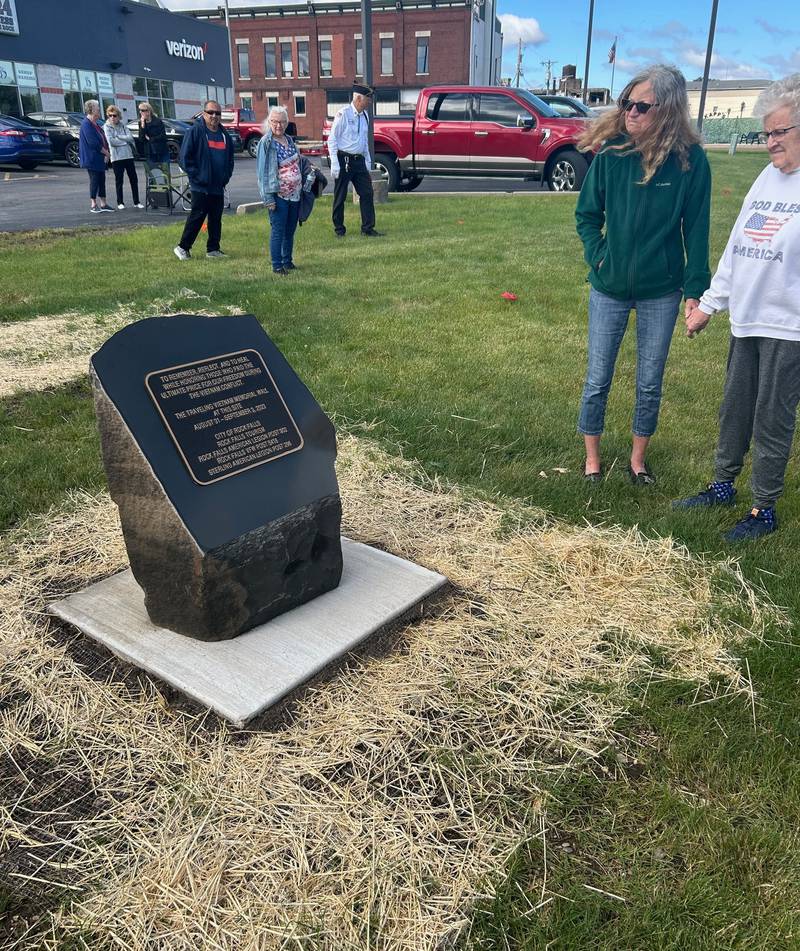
[501,291,518,301]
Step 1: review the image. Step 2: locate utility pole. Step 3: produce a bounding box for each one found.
[361,0,375,160]
[696,0,719,132]
[513,39,523,88]
[223,0,235,107]
[541,58,557,93]
[582,0,594,104]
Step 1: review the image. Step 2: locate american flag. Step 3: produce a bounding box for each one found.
[743,213,787,242]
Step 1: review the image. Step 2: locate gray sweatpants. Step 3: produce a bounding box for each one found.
[715,335,800,508]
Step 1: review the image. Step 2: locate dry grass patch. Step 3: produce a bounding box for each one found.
[0,294,245,398]
[0,435,780,950]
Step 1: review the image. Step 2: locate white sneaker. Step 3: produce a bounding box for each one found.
[135,203,144,209]
[174,246,190,261]
[117,203,125,210]
[90,206,101,214]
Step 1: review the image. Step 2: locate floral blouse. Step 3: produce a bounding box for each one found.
[276,139,302,201]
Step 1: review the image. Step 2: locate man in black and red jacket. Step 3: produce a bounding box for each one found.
[174,101,235,260]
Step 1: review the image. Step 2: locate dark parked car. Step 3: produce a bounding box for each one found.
[0,114,52,170]
[126,117,242,162]
[23,111,83,166]
[538,95,595,119]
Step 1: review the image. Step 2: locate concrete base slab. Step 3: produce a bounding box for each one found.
[48,538,447,726]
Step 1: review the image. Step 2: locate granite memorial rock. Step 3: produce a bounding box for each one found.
[90,315,342,641]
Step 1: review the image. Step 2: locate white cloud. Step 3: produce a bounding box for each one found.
[680,46,767,79]
[498,15,547,47]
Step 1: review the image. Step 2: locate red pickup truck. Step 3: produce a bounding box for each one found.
[192,108,264,157]
[322,85,591,192]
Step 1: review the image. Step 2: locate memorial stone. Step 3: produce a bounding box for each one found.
[90,315,342,641]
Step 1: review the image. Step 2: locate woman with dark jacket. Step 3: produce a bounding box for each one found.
[575,64,711,485]
[137,102,169,165]
[79,99,112,213]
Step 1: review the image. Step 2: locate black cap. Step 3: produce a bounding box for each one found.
[352,82,374,97]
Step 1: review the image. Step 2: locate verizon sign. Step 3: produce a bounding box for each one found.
[165,39,207,61]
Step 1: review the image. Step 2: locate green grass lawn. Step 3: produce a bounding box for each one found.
[3,151,800,948]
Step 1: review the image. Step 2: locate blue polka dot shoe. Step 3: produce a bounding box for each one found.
[723,507,777,542]
[672,481,736,509]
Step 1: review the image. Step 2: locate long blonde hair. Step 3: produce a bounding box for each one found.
[578,64,700,183]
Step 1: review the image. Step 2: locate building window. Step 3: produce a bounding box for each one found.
[133,77,175,119]
[237,43,250,80]
[264,42,277,78]
[265,91,279,110]
[293,92,306,116]
[319,40,332,78]
[416,37,429,75]
[380,39,393,76]
[0,62,42,118]
[240,94,253,110]
[355,37,363,77]
[297,40,310,77]
[280,42,293,78]
[375,88,399,116]
[326,89,349,118]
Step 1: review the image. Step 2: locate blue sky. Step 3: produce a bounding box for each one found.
[162,0,799,94]
[497,1,800,95]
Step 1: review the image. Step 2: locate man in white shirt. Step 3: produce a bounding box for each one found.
[328,82,383,237]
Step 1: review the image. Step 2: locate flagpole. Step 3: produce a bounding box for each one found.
[610,36,617,100]
[582,0,594,104]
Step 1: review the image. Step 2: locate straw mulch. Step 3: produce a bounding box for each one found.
[0,294,244,397]
[0,434,779,950]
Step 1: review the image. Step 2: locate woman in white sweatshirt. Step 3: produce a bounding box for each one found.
[674,73,800,540]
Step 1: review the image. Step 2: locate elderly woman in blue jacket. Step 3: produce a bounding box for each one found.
[256,106,315,275]
[79,99,112,214]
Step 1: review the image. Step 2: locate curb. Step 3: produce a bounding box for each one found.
[236,201,263,215]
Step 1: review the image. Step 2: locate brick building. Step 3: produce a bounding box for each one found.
[186,0,503,138]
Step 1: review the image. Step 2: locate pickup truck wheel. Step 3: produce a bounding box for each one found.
[546,149,588,192]
[247,135,261,158]
[65,141,81,168]
[374,152,400,191]
[398,175,423,192]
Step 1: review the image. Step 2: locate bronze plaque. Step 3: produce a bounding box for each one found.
[145,349,304,485]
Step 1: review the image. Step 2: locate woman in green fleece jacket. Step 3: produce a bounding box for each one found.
[575,64,711,485]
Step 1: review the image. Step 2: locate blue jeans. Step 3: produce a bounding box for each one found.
[268,196,300,270]
[578,287,682,438]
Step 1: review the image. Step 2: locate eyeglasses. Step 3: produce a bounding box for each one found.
[269,118,286,124]
[764,125,797,140]
[620,99,659,115]
[139,109,150,114]
[205,110,222,116]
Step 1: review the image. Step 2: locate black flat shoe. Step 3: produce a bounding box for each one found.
[584,463,603,483]
[627,463,656,486]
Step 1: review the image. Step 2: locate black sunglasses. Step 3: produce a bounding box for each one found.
[620,99,659,115]
[205,110,222,116]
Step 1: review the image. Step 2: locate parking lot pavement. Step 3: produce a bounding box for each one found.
[0,154,546,234]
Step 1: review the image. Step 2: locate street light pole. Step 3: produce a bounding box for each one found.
[223,0,235,108]
[361,0,375,161]
[582,0,594,104]
[696,0,719,133]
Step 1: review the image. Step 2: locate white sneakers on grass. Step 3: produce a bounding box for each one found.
[174,246,190,261]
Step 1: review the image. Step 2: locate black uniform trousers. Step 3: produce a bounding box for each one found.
[331,151,375,235]
[179,190,224,253]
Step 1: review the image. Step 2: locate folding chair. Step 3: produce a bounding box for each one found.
[144,161,174,214]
